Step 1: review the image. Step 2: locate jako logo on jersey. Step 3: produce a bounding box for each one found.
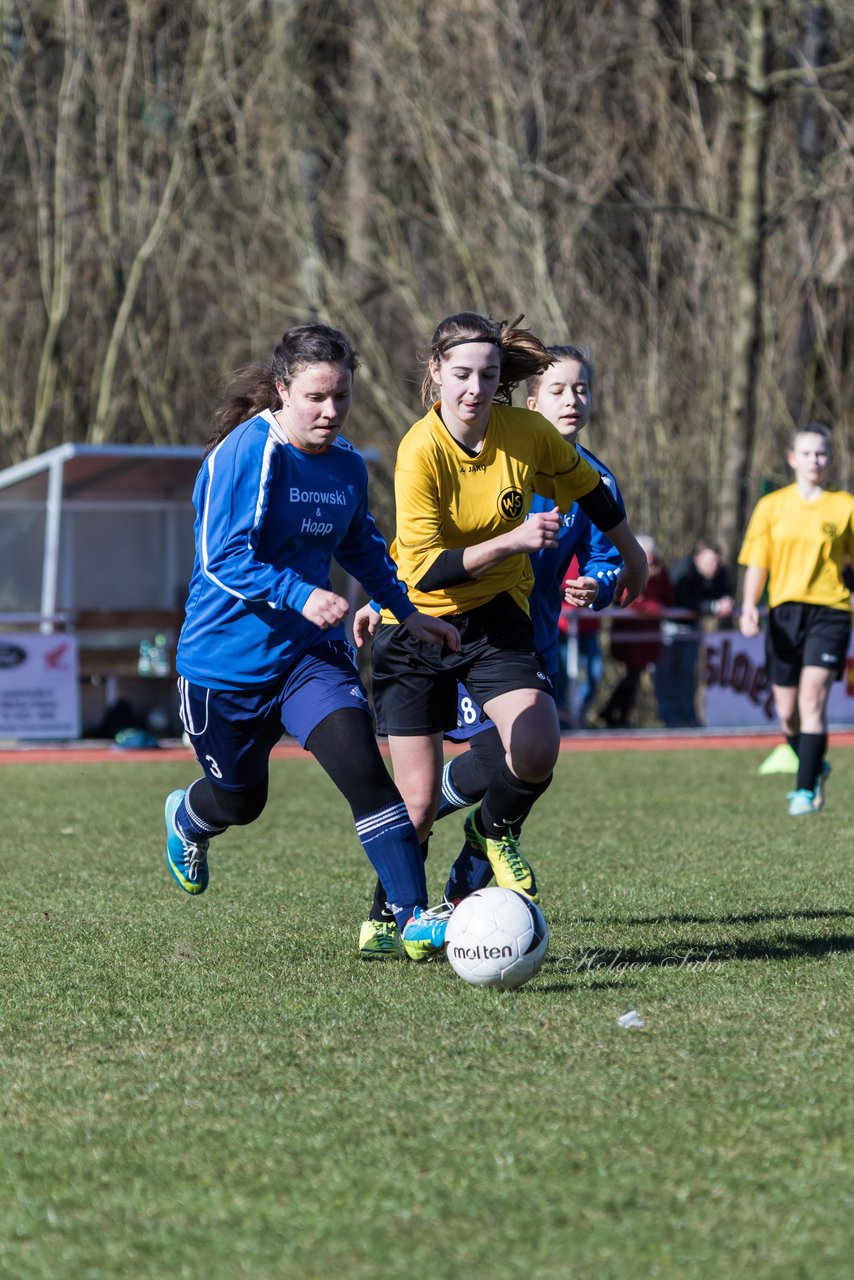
[301,517,334,536]
[290,487,347,505]
[498,488,524,520]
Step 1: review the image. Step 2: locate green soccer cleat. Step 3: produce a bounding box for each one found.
[786,788,817,817]
[812,761,832,811]
[165,789,209,893]
[358,919,405,960]
[463,808,540,903]
[401,902,454,962]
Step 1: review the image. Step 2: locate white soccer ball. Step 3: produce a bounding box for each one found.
[445,887,549,990]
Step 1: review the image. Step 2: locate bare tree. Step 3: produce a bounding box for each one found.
[2,0,85,460]
[1,0,851,558]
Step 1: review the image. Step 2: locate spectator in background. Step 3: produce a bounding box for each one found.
[654,538,734,728]
[600,535,673,727]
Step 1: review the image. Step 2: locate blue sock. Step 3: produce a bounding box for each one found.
[355,802,427,931]
[445,838,493,900]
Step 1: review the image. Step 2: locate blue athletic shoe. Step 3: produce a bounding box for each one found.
[165,789,209,893]
[813,761,831,811]
[401,902,454,961]
[786,788,817,817]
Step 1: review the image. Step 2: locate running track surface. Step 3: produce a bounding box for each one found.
[2,730,853,766]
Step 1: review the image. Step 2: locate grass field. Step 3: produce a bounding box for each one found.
[1,745,852,1279]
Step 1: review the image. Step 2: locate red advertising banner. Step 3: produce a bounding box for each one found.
[703,631,854,727]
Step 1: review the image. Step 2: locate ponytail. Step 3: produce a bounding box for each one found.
[420,312,551,408]
[205,364,278,454]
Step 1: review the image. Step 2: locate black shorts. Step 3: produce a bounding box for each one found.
[371,592,552,735]
[766,602,851,686]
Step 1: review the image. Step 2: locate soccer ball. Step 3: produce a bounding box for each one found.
[445,887,549,990]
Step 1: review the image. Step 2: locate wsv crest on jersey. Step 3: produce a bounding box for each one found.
[499,488,524,519]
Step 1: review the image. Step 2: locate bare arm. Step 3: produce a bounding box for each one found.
[603,520,650,608]
[459,508,563,578]
[352,602,380,647]
[739,564,768,637]
[352,601,461,652]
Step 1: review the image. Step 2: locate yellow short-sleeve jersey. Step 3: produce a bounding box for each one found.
[738,484,854,611]
[382,402,600,619]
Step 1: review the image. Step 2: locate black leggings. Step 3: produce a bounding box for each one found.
[189,708,399,831]
[448,726,504,801]
[305,707,401,816]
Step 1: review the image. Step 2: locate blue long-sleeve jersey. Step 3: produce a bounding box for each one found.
[527,443,626,682]
[177,410,415,690]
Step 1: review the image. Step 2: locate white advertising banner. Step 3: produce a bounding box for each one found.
[0,633,80,739]
[703,630,854,727]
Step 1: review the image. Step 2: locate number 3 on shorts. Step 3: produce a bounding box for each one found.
[205,754,223,779]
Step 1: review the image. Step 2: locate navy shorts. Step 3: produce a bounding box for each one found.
[177,639,371,790]
[371,593,553,736]
[445,660,559,744]
[766,603,851,686]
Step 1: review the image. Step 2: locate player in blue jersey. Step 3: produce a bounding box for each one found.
[165,323,460,961]
[356,342,628,956]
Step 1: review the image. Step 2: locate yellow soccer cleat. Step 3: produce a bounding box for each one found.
[463,808,540,903]
[358,919,405,960]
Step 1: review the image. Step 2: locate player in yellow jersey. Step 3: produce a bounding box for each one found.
[356,312,649,954]
[739,424,854,816]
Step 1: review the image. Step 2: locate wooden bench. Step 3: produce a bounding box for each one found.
[69,609,185,735]
[73,608,184,679]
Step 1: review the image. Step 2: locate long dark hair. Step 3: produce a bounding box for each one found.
[420,312,552,409]
[206,323,360,453]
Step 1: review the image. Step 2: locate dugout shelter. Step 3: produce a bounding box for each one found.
[0,441,380,739]
[0,443,203,736]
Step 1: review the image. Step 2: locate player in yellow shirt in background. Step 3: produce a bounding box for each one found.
[357,312,649,956]
[739,424,854,816]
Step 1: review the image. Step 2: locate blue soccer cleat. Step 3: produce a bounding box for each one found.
[165,789,209,893]
[812,761,832,811]
[786,788,817,817]
[401,901,455,962]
